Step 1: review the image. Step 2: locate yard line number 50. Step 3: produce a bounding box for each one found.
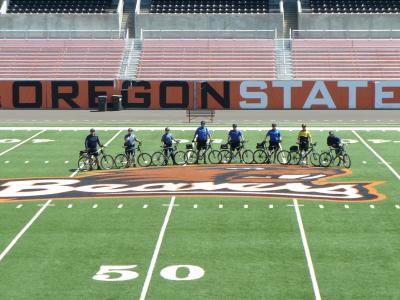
[93,265,205,282]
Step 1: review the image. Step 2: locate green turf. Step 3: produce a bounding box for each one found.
[0,127,399,299]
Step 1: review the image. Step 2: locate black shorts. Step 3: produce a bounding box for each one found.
[125,147,135,157]
[268,141,280,151]
[299,142,309,152]
[88,148,98,157]
[196,140,207,151]
[331,144,343,155]
[229,141,240,151]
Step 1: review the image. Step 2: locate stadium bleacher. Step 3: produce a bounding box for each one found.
[6,0,117,14]
[292,39,400,79]
[0,39,125,79]
[136,39,276,80]
[149,0,269,14]
[309,0,399,13]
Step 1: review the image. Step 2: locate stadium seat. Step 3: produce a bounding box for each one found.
[136,39,276,80]
[292,39,400,79]
[0,39,125,79]
[149,0,269,14]
[308,0,399,14]
[7,0,116,14]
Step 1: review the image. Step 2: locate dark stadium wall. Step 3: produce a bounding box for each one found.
[0,80,399,110]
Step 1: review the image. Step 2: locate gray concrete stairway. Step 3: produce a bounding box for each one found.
[283,0,299,38]
[118,39,142,79]
[121,0,137,38]
[275,38,293,79]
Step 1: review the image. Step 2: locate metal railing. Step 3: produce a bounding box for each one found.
[292,29,400,39]
[0,30,124,39]
[0,0,8,14]
[140,29,277,39]
[117,0,124,30]
[135,0,141,14]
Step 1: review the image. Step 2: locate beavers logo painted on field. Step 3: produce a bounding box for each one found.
[0,165,384,203]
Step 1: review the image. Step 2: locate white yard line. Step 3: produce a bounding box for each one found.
[0,130,46,157]
[0,127,400,131]
[0,199,52,263]
[139,196,176,300]
[0,130,123,264]
[293,199,321,300]
[352,130,400,181]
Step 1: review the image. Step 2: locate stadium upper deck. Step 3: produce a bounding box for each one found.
[309,0,399,14]
[6,0,117,14]
[149,0,269,14]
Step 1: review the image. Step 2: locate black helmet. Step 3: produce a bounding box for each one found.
[301,124,307,128]
[272,123,277,128]
[90,128,95,133]
[232,123,237,128]
[200,121,206,125]
[128,128,133,132]
[165,127,170,131]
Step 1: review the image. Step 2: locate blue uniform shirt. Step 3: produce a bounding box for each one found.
[162,133,174,145]
[195,127,209,142]
[85,135,101,149]
[267,129,281,142]
[124,134,135,147]
[228,129,242,143]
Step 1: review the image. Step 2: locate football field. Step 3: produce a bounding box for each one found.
[0,125,399,299]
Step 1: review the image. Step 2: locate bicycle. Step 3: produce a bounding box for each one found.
[114,144,152,168]
[252,141,290,165]
[289,143,320,166]
[151,142,186,166]
[185,139,221,164]
[78,146,114,171]
[219,141,254,164]
[319,144,351,168]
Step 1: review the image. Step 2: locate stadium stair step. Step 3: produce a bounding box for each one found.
[275,38,293,79]
[118,39,142,79]
[283,0,299,38]
[121,0,137,38]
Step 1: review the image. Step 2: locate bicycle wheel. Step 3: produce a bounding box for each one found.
[242,149,254,164]
[114,154,128,169]
[253,150,267,164]
[230,151,241,164]
[137,153,152,167]
[78,156,90,171]
[184,150,197,165]
[332,156,341,167]
[219,150,232,164]
[319,152,332,168]
[310,151,320,167]
[208,150,222,164]
[277,150,291,165]
[343,154,351,168]
[152,152,168,166]
[101,155,115,170]
[174,151,186,165]
[290,152,302,165]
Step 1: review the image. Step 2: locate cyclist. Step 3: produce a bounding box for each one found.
[161,127,178,165]
[227,124,243,152]
[327,131,343,156]
[192,120,211,163]
[297,124,312,165]
[124,128,141,167]
[264,123,282,151]
[85,128,103,170]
